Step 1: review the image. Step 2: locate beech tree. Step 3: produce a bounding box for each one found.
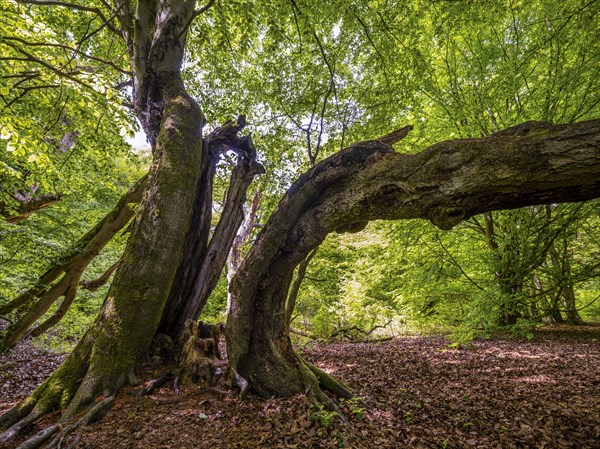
[1,0,599,447]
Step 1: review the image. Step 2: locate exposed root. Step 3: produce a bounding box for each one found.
[229,368,249,399]
[42,396,115,449]
[135,371,177,402]
[303,359,354,399]
[297,358,348,425]
[1,327,129,446]
[0,408,41,444]
[15,422,58,449]
[7,396,115,449]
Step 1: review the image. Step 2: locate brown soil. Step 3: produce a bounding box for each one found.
[1,325,599,448]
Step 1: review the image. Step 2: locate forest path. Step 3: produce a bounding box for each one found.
[1,325,599,448]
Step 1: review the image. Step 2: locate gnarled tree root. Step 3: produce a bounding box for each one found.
[229,351,354,423]
[0,326,136,447]
[302,358,353,400]
[0,405,40,444]
[14,396,115,449]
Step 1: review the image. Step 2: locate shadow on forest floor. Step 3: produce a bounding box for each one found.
[1,324,599,448]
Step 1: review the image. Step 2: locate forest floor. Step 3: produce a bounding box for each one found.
[1,325,599,448]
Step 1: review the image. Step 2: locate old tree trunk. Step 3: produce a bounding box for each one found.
[227,120,600,400]
[0,0,207,433]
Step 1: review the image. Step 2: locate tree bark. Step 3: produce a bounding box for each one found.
[1,193,62,223]
[226,192,262,315]
[227,119,600,400]
[532,273,564,323]
[285,247,318,329]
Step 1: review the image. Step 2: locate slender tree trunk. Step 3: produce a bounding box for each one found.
[227,119,600,400]
[285,248,318,329]
[562,283,583,324]
[532,273,564,323]
[481,212,522,325]
[226,192,262,315]
[545,206,583,325]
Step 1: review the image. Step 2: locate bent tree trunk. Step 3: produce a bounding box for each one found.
[227,119,600,400]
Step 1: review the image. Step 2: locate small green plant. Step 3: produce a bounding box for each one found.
[340,397,365,421]
[508,319,537,340]
[308,403,338,427]
[334,430,345,448]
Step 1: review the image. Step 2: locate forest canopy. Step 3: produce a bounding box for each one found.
[0,0,599,447]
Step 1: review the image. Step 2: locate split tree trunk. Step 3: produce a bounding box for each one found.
[226,192,262,315]
[227,119,600,400]
[157,120,264,339]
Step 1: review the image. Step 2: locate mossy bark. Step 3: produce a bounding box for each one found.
[2,1,211,443]
[227,119,600,399]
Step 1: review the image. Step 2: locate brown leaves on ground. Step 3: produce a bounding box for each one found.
[0,337,66,416]
[1,325,599,448]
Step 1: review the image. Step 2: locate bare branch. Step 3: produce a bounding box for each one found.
[3,85,60,110]
[17,0,121,36]
[79,259,121,291]
[3,37,131,75]
[194,0,216,16]
[3,41,103,96]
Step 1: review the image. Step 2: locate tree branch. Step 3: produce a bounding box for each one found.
[177,0,216,40]
[18,0,105,13]
[378,125,413,145]
[1,193,62,223]
[3,41,103,95]
[3,37,131,75]
[17,0,121,36]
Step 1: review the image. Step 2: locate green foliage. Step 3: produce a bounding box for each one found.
[0,0,135,215]
[339,397,365,421]
[2,0,599,347]
[307,402,338,427]
[0,150,146,345]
